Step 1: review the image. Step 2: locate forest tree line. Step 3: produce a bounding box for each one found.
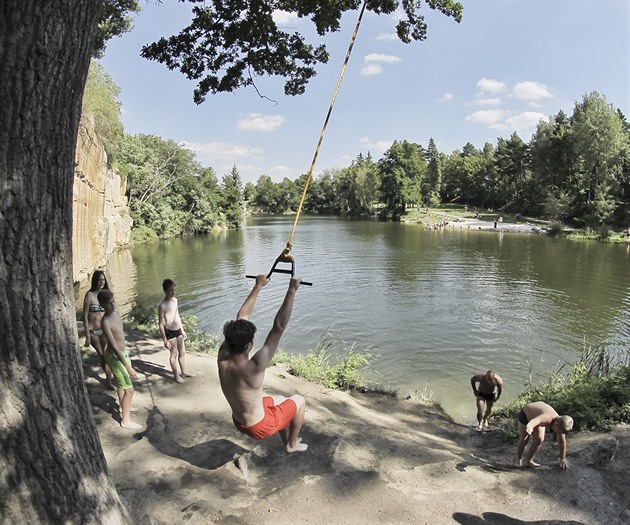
[85,60,630,244]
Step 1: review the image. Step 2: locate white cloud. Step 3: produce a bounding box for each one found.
[376,33,398,41]
[505,111,547,130]
[361,64,384,76]
[182,141,264,161]
[477,78,506,93]
[267,165,296,178]
[237,113,285,132]
[513,81,553,100]
[439,93,454,102]
[465,109,509,128]
[473,97,502,106]
[364,53,402,64]
[465,109,548,135]
[358,137,393,152]
[272,10,298,25]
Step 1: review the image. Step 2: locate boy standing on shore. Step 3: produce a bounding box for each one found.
[98,289,142,430]
[159,279,196,383]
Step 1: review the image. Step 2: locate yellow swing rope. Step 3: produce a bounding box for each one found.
[281,1,367,259]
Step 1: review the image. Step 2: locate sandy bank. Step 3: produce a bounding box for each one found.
[84,331,630,524]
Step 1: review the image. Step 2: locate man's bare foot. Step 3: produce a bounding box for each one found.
[182,372,197,378]
[526,461,541,468]
[121,420,142,430]
[514,459,523,468]
[174,376,186,384]
[286,437,308,453]
[476,425,483,432]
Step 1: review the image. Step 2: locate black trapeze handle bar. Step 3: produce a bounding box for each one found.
[246,250,313,286]
[245,273,313,286]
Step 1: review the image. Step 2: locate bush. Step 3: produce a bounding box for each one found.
[131,225,159,245]
[181,314,221,353]
[495,345,630,432]
[597,224,610,241]
[126,303,159,337]
[271,334,372,390]
[546,220,565,237]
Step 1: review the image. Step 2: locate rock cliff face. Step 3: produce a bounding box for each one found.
[72,117,132,283]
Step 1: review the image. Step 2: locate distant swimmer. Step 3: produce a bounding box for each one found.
[218,274,308,453]
[470,370,503,431]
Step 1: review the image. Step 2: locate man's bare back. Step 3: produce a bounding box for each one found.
[218,345,266,425]
[102,310,126,356]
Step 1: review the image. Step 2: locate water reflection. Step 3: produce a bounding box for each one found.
[82,216,630,422]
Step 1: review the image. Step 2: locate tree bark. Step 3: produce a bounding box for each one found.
[0,1,129,522]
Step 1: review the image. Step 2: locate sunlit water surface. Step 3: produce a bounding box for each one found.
[79,216,630,422]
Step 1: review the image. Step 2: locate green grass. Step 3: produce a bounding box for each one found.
[271,333,375,390]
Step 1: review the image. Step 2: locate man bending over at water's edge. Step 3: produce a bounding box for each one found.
[217,274,308,453]
[516,401,573,470]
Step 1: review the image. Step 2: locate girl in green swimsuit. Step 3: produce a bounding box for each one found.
[82,270,114,389]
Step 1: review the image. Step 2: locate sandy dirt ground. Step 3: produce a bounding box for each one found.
[84,331,630,525]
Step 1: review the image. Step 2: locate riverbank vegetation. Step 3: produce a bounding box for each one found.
[84,59,630,244]
[125,305,629,429]
[494,345,630,435]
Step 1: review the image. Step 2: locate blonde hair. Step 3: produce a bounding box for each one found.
[556,415,574,433]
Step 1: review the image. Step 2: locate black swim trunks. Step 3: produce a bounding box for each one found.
[518,408,529,426]
[165,327,183,340]
[476,391,496,402]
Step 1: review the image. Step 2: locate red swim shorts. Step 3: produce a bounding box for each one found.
[234,396,297,439]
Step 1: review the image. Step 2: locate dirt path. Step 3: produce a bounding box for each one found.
[84,332,630,524]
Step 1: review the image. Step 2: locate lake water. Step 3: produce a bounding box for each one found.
[82,216,630,422]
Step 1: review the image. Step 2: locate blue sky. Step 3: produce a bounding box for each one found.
[100,0,629,185]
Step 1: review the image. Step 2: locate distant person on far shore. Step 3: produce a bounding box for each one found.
[470,370,503,431]
[99,289,142,430]
[515,401,573,470]
[159,279,196,384]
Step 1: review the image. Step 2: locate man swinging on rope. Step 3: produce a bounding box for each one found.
[218,274,308,453]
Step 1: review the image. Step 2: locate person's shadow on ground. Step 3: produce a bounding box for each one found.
[453,512,584,525]
[143,406,249,470]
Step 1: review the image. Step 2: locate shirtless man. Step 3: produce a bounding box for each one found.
[471,370,503,430]
[98,289,142,430]
[218,274,308,453]
[159,279,196,383]
[515,401,573,470]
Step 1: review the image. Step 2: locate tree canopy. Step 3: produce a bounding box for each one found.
[141,0,463,103]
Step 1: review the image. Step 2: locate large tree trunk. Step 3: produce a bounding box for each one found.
[0,1,129,523]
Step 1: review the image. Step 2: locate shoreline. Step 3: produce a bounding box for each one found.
[85,330,630,524]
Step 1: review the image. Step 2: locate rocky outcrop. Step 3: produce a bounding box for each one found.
[72,117,132,283]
